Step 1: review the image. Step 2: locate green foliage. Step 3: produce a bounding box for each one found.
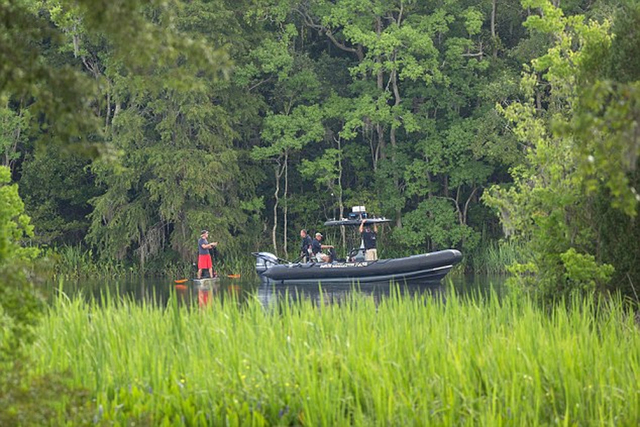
[0,371,94,426]
[6,0,640,286]
[2,0,229,149]
[0,166,42,363]
[48,245,135,279]
[87,78,243,265]
[395,198,479,252]
[0,101,30,173]
[81,0,241,265]
[504,247,616,302]
[569,81,640,216]
[560,248,614,293]
[563,1,640,218]
[254,105,324,160]
[29,291,640,425]
[567,1,640,297]
[20,146,99,246]
[469,239,530,275]
[0,273,42,365]
[485,0,640,301]
[0,167,37,264]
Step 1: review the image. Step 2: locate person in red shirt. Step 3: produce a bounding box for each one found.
[197,230,217,279]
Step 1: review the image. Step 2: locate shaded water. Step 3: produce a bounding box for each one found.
[48,273,507,307]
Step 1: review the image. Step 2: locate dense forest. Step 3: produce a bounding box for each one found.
[1,2,640,423]
[2,0,639,300]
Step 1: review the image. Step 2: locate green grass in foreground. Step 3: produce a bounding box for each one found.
[29,289,640,426]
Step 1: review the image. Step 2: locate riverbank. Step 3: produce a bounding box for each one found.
[27,289,640,425]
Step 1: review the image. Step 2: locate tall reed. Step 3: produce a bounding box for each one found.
[30,289,640,425]
[470,239,530,274]
[50,244,256,281]
[50,245,135,279]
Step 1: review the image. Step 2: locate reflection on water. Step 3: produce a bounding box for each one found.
[48,276,250,308]
[47,273,508,307]
[449,273,508,298]
[256,279,446,309]
[256,274,507,308]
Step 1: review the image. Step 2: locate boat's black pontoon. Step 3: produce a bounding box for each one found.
[253,206,462,284]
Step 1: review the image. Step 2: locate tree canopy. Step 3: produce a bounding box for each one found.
[1,0,639,299]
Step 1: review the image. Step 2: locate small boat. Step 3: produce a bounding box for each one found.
[254,206,462,284]
[253,249,462,284]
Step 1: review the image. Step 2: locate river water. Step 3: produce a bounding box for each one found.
[48,273,508,308]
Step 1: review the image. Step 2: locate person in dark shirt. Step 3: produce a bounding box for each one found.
[300,229,312,262]
[359,220,378,261]
[311,232,333,263]
[197,230,218,278]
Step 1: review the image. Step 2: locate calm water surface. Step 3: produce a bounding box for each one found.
[49,273,507,307]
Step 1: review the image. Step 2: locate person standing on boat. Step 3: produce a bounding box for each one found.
[300,229,312,262]
[197,230,218,279]
[311,232,333,263]
[359,220,378,261]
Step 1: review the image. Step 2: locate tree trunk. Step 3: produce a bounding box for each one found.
[375,16,386,164]
[105,83,111,131]
[272,163,281,254]
[283,152,289,258]
[390,67,403,228]
[463,186,479,226]
[444,175,449,198]
[336,137,346,249]
[491,0,498,59]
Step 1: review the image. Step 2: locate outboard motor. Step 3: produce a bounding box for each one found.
[254,252,279,275]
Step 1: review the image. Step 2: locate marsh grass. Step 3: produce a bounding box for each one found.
[50,245,136,279]
[30,288,640,425]
[470,239,530,274]
[210,247,256,278]
[50,244,256,282]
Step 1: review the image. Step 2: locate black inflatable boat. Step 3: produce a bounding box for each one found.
[253,249,462,284]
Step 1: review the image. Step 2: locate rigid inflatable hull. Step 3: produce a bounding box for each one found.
[261,249,462,284]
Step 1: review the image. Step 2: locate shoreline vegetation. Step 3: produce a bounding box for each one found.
[49,239,528,280]
[20,289,640,425]
[48,245,256,280]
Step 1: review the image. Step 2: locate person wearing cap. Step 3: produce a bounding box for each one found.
[197,230,218,279]
[359,219,378,261]
[311,232,333,263]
